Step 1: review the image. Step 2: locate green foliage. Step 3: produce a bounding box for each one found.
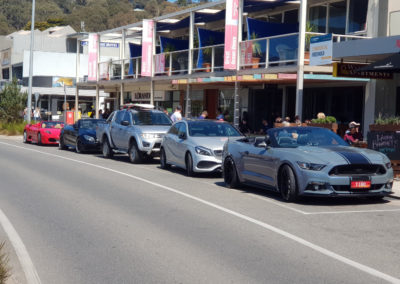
[0,0,184,34]
[250,32,262,58]
[305,22,318,51]
[0,242,10,283]
[24,18,66,31]
[0,79,27,124]
[311,116,337,124]
[0,121,26,136]
[375,114,400,125]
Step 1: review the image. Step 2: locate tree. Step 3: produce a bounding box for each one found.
[0,0,31,30]
[35,0,64,22]
[0,79,27,123]
[0,13,14,35]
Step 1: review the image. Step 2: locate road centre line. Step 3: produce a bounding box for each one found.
[0,208,42,284]
[1,141,400,283]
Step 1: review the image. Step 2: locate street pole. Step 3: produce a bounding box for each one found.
[64,84,67,123]
[27,0,36,124]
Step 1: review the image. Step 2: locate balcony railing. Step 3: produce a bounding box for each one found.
[99,57,142,81]
[154,49,189,76]
[191,44,225,73]
[96,32,371,81]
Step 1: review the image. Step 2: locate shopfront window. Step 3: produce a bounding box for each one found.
[219,90,235,122]
[348,0,368,33]
[284,9,298,24]
[266,13,283,23]
[328,1,347,34]
[309,5,327,33]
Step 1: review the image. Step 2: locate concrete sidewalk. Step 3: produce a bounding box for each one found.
[391,180,400,199]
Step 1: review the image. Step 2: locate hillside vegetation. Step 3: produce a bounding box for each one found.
[0,0,206,35]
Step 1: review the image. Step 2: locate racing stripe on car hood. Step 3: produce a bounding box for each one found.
[322,147,371,164]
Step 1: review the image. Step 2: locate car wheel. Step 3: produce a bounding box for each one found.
[23,131,29,143]
[102,138,113,158]
[128,140,142,164]
[185,152,195,177]
[37,133,42,145]
[75,138,84,154]
[160,148,170,170]
[59,135,67,150]
[279,165,298,202]
[223,157,240,188]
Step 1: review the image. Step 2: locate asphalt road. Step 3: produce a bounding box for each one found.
[1,137,400,284]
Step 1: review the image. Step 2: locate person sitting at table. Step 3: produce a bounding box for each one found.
[344,121,362,144]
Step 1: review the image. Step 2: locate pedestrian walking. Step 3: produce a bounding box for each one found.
[170,105,182,122]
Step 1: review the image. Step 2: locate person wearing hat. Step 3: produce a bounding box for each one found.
[344,121,362,144]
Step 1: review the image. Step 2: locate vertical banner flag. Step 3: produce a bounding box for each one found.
[224,0,239,70]
[309,33,333,66]
[88,33,99,81]
[141,19,155,77]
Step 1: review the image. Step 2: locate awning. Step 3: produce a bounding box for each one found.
[357,52,400,73]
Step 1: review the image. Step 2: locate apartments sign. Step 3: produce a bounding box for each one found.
[141,20,155,77]
[309,34,332,66]
[224,0,239,70]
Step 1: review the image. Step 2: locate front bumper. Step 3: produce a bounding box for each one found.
[193,154,222,173]
[138,138,163,155]
[296,166,394,197]
[80,139,101,151]
[41,134,59,145]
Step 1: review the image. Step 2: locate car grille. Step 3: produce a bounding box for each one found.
[197,161,221,169]
[329,164,386,176]
[333,184,385,192]
[153,143,161,149]
[213,150,223,157]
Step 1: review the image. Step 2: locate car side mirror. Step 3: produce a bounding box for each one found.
[178,132,187,139]
[121,120,129,126]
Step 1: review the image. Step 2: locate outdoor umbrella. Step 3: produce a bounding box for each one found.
[357,52,400,73]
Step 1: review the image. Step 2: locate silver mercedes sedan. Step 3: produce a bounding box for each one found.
[222,127,393,202]
[160,120,243,176]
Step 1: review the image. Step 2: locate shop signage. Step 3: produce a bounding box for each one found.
[141,19,155,77]
[278,73,297,80]
[81,41,119,48]
[224,0,239,70]
[309,34,332,66]
[88,33,99,81]
[52,77,75,87]
[132,91,165,101]
[333,63,393,79]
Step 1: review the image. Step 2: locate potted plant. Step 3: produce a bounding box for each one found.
[309,113,338,133]
[163,43,176,74]
[202,36,215,72]
[369,114,400,132]
[250,32,262,68]
[304,22,317,65]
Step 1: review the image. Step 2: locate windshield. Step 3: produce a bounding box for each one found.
[132,111,172,126]
[80,119,103,130]
[269,127,348,148]
[41,121,63,129]
[188,121,242,137]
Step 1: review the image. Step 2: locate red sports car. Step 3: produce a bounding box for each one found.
[23,121,64,145]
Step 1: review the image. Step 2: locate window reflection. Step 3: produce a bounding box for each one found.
[348,0,368,32]
[309,5,327,33]
[328,1,346,34]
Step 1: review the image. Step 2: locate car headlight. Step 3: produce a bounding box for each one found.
[195,146,212,156]
[45,130,51,134]
[297,161,326,171]
[141,133,161,139]
[83,135,95,142]
[385,162,392,169]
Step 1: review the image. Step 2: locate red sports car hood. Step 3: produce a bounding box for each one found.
[41,128,61,135]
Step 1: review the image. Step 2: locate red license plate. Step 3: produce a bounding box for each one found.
[351,181,371,189]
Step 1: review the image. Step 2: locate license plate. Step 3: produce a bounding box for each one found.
[351,180,371,189]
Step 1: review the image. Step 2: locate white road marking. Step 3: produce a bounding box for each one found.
[0,208,41,284]
[1,141,400,284]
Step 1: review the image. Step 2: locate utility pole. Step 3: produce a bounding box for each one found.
[27,0,36,123]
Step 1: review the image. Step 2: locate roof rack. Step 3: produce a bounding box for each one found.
[120,103,155,110]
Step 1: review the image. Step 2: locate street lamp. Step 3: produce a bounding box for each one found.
[27,0,36,123]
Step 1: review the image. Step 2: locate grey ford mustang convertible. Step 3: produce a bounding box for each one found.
[222,127,393,202]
